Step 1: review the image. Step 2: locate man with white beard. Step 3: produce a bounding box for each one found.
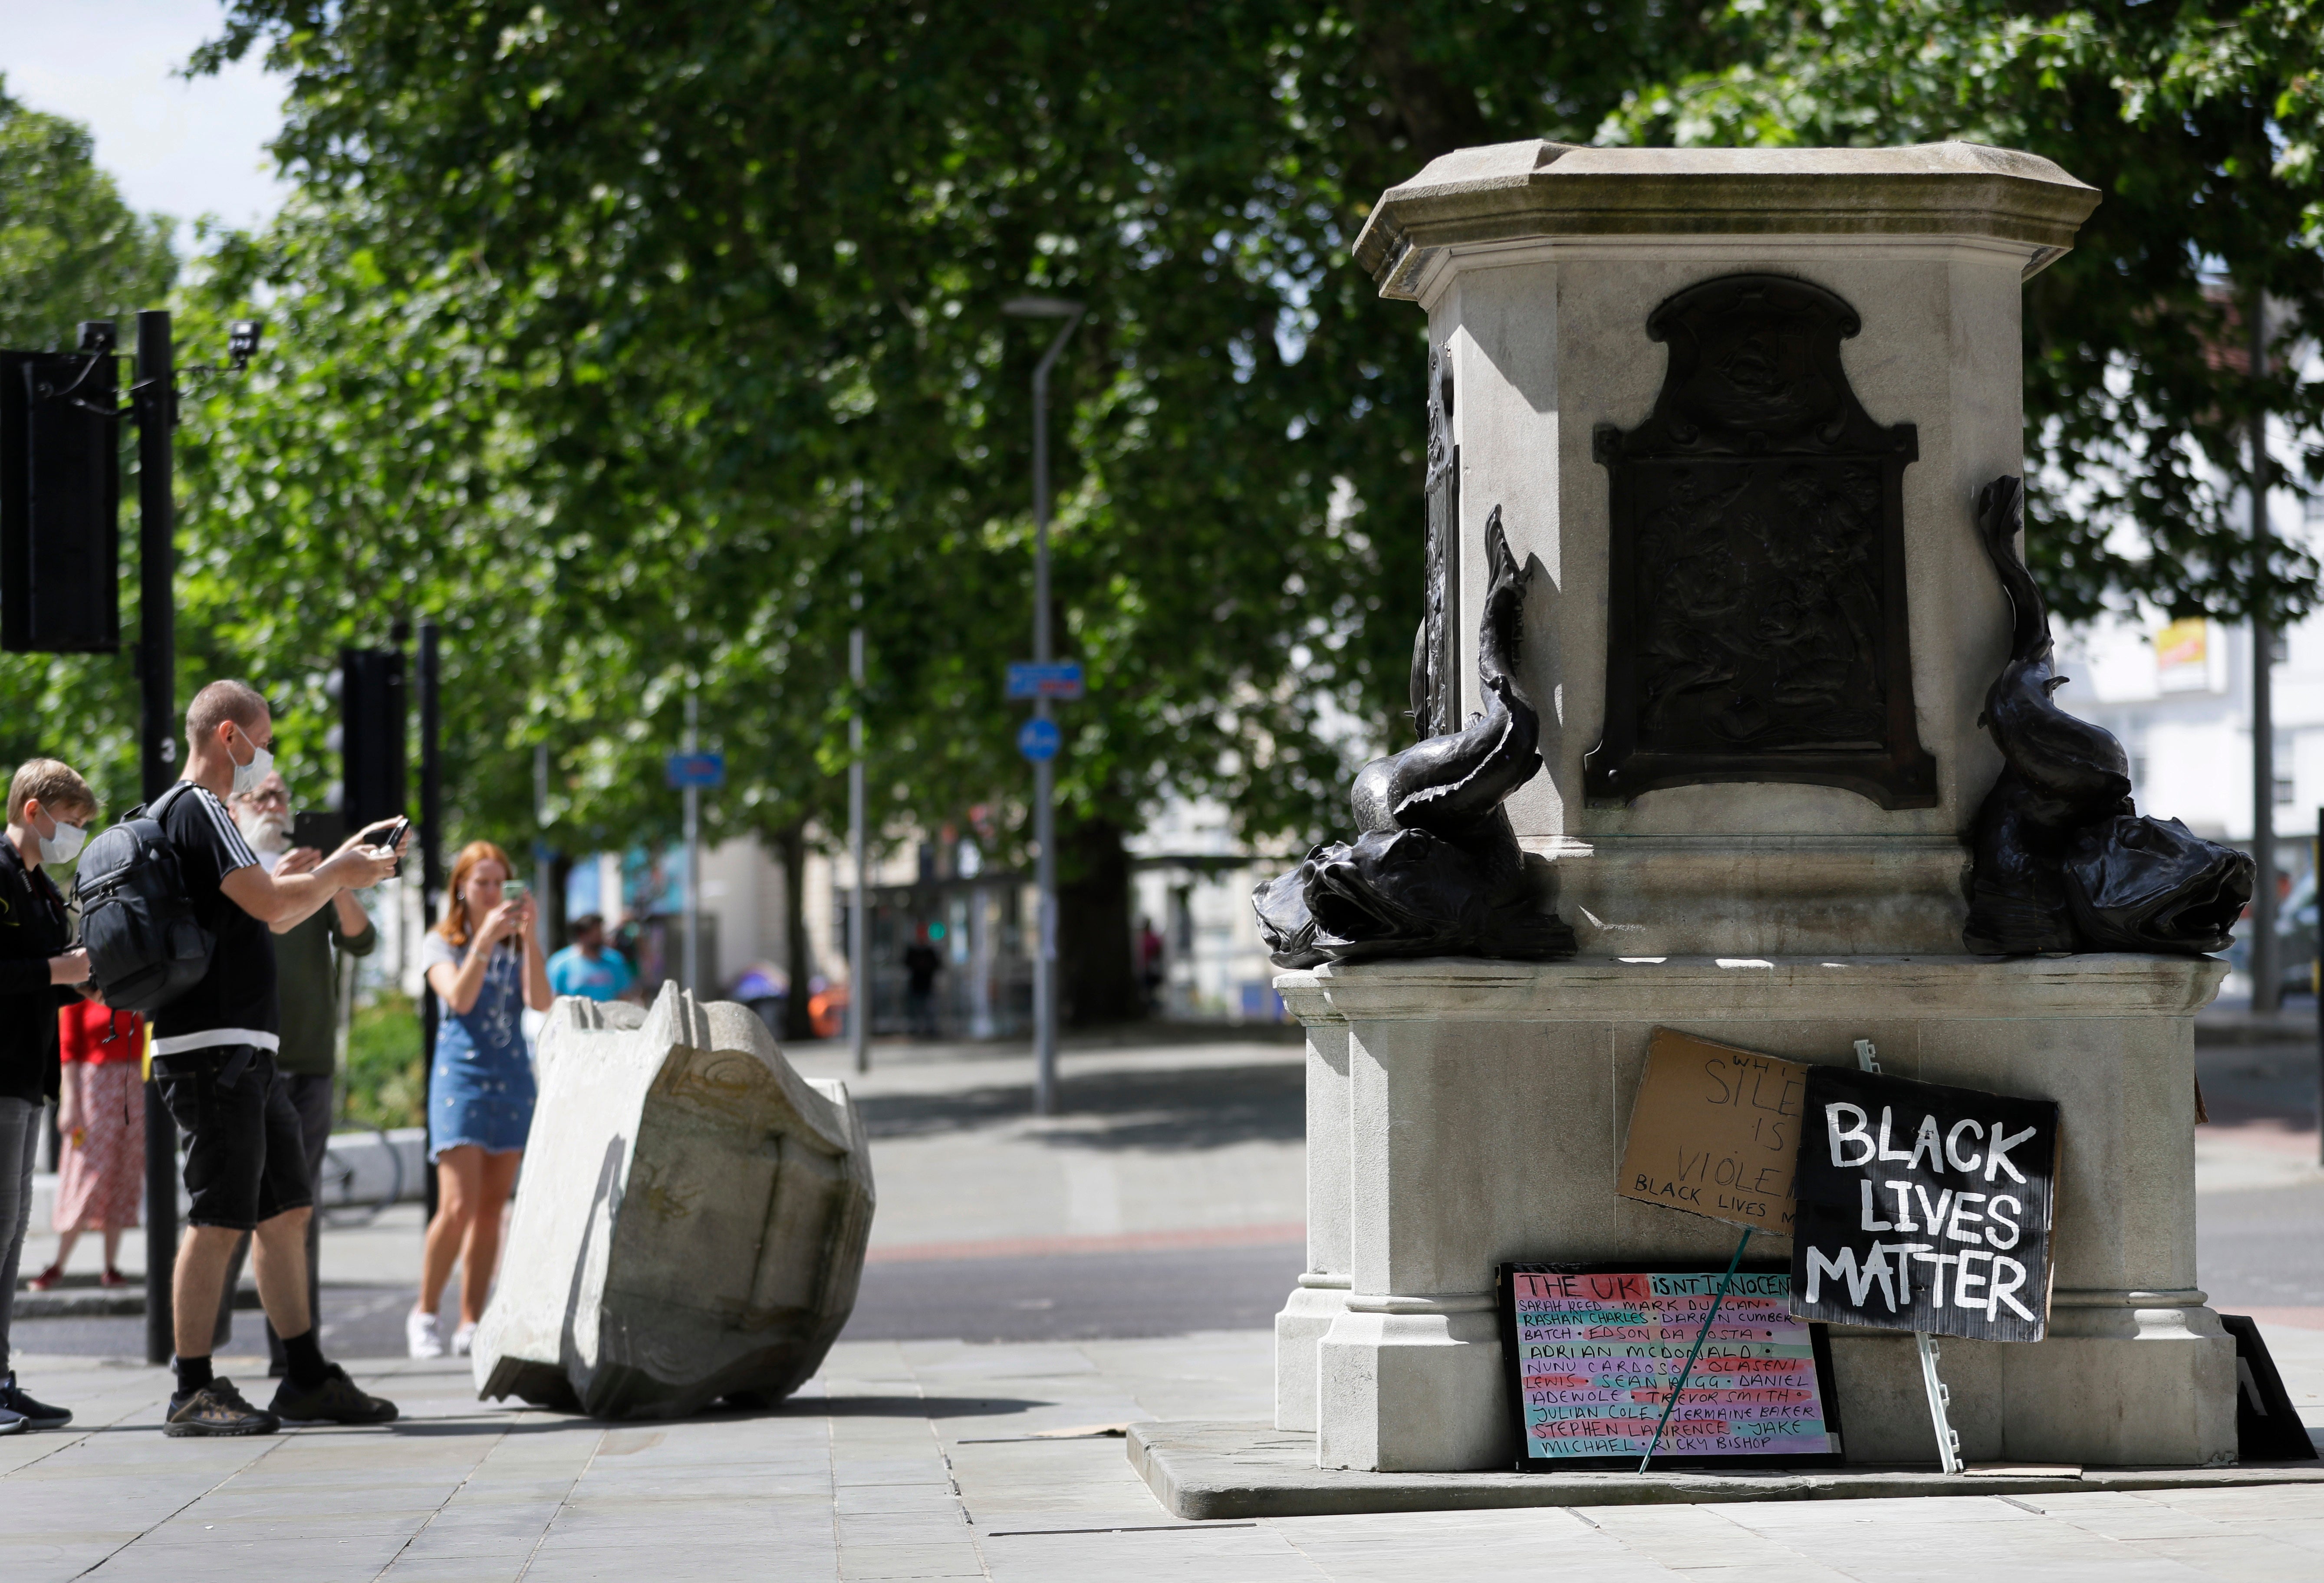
[212,771,378,1375]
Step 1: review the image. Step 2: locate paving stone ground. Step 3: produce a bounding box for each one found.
[13,1333,2324,1580]
[14,1029,2324,1576]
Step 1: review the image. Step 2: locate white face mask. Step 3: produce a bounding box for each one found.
[36,814,86,865]
[228,728,276,798]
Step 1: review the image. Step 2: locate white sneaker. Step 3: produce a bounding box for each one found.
[406,1308,444,1360]
[450,1323,475,1357]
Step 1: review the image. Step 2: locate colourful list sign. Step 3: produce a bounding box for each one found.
[1505,1268,1836,1464]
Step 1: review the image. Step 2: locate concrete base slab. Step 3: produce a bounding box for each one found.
[1127,1420,2324,1521]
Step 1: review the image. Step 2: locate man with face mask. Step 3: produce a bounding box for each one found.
[0,758,94,1435]
[150,680,403,1437]
[211,770,377,1376]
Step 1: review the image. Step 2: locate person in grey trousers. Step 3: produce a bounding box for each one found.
[0,758,98,1435]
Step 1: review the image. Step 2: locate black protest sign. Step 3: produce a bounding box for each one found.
[1789,1066,2060,1343]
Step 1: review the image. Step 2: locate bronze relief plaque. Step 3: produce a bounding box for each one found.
[1584,273,1936,809]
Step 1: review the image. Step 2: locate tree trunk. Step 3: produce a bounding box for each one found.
[1057,815,1139,1027]
[774,822,818,1044]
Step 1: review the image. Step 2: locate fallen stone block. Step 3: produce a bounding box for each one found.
[472,983,875,1419]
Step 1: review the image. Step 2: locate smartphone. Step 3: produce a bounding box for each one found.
[291,811,346,852]
[504,880,528,903]
[379,815,411,877]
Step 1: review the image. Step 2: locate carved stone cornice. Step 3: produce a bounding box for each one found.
[1354,141,2101,299]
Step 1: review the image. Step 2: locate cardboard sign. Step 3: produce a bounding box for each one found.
[1496,1262,1845,1471]
[1789,1066,2060,1343]
[1617,1029,1809,1236]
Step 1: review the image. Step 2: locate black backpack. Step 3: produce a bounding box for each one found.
[73,782,215,1014]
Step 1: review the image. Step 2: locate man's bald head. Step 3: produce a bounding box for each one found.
[186,680,269,746]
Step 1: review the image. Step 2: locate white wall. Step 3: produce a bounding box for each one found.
[2050,494,2319,844]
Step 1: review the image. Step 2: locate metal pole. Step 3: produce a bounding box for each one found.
[849,485,869,1073]
[1857,1038,1962,1470]
[134,309,177,1366]
[533,741,551,933]
[1029,311,1080,1116]
[683,690,701,997]
[2252,293,2280,1014]
[418,622,443,1227]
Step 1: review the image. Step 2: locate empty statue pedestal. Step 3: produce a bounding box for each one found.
[1269,955,2236,1472]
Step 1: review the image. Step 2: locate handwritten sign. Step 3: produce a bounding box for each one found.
[1617,1029,1808,1236]
[1496,1263,1844,1471]
[1789,1066,2060,1343]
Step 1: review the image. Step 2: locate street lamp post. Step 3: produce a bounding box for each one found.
[1004,295,1083,1116]
[683,687,701,995]
[850,482,869,1074]
[2249,292,2280,1013]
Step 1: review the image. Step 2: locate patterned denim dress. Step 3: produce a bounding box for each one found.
[422,933,536,1159]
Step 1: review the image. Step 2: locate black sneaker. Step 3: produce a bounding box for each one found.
[165,1378,281,1437]
[0,1402,23,1436]
[270,1363,398,1425]
[0,1373,70,1430]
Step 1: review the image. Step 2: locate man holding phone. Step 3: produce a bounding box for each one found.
[211,770,379,1378]
[153,680,405,1437]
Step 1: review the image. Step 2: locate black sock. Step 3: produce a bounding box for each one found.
[280,1328,329,1390]
[174,1354,214,1396]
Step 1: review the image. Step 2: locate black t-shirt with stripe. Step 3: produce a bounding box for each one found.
[151,783,278,1056]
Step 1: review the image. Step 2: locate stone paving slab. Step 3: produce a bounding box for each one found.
[16,1335,2324,1579]
[1126,1420,2324,1520]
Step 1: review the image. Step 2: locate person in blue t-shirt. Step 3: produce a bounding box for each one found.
[546,914,639,1004]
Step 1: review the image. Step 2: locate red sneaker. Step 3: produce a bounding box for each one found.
[25,1264,63,1292]
[99,1268,128,1289]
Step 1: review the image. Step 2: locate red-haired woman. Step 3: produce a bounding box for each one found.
[408,841,550,1359]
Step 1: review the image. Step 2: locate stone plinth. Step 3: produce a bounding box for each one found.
[1357,141,2101,958]
[473,985,875,1420]
[1243,140,2235,1486]
[1272,956,2234,1472]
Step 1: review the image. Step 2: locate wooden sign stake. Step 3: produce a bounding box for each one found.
[1854,1039,1965,1474]
[1636,1226,1753,1475]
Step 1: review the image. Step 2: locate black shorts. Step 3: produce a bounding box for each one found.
[153,1046,314,1231]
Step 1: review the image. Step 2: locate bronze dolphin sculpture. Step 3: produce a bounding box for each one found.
[1254,506,1577,968]
[1962,476,2250,956]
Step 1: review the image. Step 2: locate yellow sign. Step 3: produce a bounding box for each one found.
[2156,617,2209,690]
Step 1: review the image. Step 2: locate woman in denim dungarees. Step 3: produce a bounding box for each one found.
[408,841,550,1359]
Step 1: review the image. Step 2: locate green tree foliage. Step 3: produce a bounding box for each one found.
[1604,0,2324,626]
[188,0,1700,1017]
[12,8,2319,1017]
[0,78,177,352]
[0,79,177,811]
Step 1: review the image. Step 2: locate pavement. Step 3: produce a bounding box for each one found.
[11,1032,1310,1360]
[16,1022,2324,1577]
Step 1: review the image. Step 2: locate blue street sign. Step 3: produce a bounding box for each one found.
[665,751,726,788]
[1006,661,1085,700]
[1017,717,1062,762]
